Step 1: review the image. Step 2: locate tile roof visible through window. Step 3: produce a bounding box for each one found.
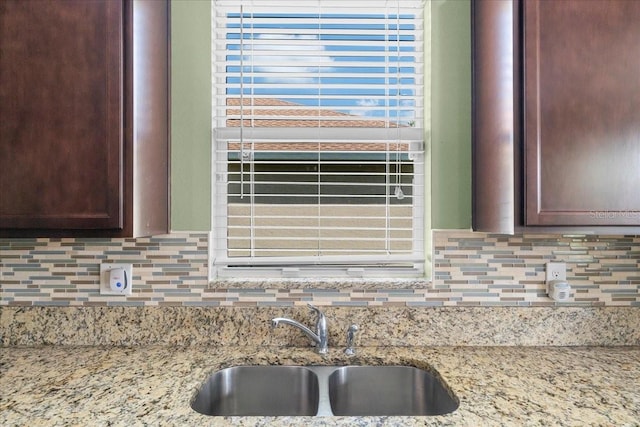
[226,98,407,128]
[226,98,410,153]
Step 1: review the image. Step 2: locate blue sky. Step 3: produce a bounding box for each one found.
[225,11,418,122]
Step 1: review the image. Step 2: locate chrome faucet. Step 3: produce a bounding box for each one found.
[271,304,328,354]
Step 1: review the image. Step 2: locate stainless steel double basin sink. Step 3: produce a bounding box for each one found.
[191,365,459,417]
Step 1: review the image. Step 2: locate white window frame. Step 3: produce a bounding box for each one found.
[211,0,428,279]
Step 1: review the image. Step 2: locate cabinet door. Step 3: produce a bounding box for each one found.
[524,0,640,226]
[0,0,123,229]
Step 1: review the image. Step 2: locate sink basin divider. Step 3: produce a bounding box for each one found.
[307,366,335,416]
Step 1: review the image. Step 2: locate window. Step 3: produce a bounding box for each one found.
[212,0,426,278]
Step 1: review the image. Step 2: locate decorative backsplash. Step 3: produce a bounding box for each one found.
[0,231,638,307]
[433,231,640,306]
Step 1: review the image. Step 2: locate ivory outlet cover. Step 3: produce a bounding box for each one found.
[546,262,567,282]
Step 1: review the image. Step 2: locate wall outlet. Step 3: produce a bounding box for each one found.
[546,262,566,282]
[100,263,133,296]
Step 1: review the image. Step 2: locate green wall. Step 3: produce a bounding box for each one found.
[431,0,472,229]
[171,0,212,230]
[170,0,472,231]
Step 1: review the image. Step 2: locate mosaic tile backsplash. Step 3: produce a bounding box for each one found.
[0,231,638,306]
[433,231,640,306]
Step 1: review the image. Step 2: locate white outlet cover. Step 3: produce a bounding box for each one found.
[100,263,133,296]
[546,262,567,283]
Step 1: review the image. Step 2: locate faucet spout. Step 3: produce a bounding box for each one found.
[272,317,320,345]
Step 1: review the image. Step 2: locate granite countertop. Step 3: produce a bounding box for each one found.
[1,345,639,426]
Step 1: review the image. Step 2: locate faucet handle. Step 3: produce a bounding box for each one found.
[344,324,359,356]
[307,303,326,322]
[307,304,328,353]
[307,303,322,315]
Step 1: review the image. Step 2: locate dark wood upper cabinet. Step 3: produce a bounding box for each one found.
[0,0,169,237]
[473,0,640,233]
[524,0,640,227]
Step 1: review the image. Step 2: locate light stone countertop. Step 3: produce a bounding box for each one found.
[1,345,639,426]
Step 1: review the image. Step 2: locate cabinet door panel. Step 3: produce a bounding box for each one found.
[0,0,123,229]
[524,0,640,226]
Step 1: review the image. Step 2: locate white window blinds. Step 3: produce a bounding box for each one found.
[212,0,425,278]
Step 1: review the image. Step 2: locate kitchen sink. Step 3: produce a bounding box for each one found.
[328,366,459,416]
[191,366,320,416]
[192,365,458,417]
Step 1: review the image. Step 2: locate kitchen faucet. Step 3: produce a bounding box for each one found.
[271,304,328,354]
